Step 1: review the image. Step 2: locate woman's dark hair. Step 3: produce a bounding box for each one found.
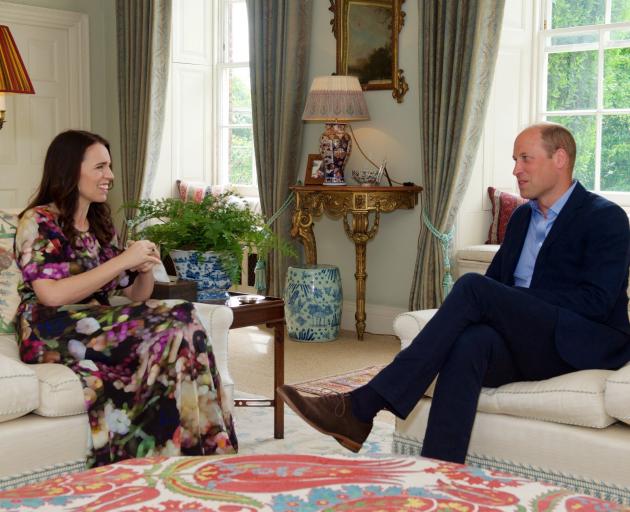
[20,130,115,247]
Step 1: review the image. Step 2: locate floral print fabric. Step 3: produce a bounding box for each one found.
[14,205,237,467]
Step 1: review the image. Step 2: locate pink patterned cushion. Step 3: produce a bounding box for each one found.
[177,180,227,203]
[486,187,528,244]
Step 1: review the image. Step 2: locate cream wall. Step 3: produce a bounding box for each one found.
[300,1,422,321]
[300,1,535,333]
[8,0,122,225]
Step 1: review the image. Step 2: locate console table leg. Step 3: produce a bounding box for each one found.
[269,320,285,439]
[291,208,318,264]
[355,241,367,340]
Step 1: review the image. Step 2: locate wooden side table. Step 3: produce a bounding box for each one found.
[289,185,422,340]
[222,293,285,439]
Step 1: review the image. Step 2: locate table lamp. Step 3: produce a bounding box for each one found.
[0,25,35,130]
[302,75,369,185]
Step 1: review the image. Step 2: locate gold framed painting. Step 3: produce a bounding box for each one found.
[330,0,408,103]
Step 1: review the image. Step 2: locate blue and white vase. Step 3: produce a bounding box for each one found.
[170,250,231,301]
[284,265,342,342]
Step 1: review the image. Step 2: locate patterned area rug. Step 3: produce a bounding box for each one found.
[234,392,393,456]
[3,454,626,511]
[291,365,386,396]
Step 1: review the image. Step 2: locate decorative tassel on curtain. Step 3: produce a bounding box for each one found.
[422,209,455,298]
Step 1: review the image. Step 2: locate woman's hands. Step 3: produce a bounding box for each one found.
[121,240,162,272]
[31,239,162,307]
[120,240,160,302]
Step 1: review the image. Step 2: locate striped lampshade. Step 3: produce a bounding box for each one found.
[0,25,35,94]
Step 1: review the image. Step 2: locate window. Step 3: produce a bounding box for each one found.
[169,0,256,196]
[539,0,630,196]
[217,0,256,195]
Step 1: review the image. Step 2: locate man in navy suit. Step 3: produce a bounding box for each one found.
[278,123,630,462]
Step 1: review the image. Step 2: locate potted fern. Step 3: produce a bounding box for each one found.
[127,192,292,301]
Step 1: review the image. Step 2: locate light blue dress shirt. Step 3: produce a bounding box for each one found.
[513,181,577,288]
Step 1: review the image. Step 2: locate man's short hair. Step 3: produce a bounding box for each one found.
[538,123,577,171]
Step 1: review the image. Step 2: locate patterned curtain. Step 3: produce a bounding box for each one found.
[246,0,313,297]
[116,0,171,238]
[409,0,505,310]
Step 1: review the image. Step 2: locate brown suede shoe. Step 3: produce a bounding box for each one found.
[276,385,372,453]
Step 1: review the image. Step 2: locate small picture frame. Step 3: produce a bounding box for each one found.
[304,153,325,185]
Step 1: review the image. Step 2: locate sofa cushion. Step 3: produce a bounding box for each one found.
[422,369,614,428]
[30,363,86,417]
[486,187,528,244]
[0,209,21,334]
[605,364,630,425]
[476,369,615,428]
[0,352,39,423]
[458,244,499,264]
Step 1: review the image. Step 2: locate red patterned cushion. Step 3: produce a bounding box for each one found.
[486,187,528,244]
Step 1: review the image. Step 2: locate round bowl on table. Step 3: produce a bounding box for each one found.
[351,168,381,187]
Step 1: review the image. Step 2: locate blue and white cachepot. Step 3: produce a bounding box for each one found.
[284,265,342,342]
[170,250,232,301]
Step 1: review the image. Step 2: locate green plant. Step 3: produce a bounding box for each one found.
[127,192,294,284]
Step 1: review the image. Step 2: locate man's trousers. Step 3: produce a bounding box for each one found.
[370,273,575,463]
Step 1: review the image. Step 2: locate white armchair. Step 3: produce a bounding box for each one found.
[391,247,630,503]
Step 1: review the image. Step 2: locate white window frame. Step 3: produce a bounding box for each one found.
[537,0,630,205]
[168,0,256,198]
[215,0,257,197]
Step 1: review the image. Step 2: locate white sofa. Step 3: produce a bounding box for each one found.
[392,245,630,503]
[0,209,235,490]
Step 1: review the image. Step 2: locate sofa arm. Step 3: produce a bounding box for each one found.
[0,352,39,423]
[190,302,234,390]
[393,309,438,350]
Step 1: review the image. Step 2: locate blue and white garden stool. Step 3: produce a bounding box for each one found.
[284,265,342,342]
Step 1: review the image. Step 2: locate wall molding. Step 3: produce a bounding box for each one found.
[340,300,405,337]
[1,0,91,128]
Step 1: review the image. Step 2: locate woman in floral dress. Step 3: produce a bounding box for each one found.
[14,130,237,467]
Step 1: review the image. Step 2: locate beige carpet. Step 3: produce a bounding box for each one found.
[227,326,399,397]
[228,325,400,426]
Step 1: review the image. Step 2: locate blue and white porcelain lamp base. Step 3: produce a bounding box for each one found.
[284,265,342,342]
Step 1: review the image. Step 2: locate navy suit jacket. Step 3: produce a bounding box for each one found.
[485,182,630,369]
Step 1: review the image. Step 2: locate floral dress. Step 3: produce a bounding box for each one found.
[14,205,237,467]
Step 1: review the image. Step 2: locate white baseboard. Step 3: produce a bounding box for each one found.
[340,300,405,336]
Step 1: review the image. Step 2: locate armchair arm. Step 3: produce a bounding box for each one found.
[393,309,438,350]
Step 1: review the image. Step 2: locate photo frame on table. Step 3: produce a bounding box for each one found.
[304,153,325,185]
[330,0,408,103]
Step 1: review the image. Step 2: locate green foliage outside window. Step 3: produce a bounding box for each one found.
[547,0,630,192]
[229,73,254,186]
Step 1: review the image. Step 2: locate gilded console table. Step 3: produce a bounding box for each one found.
[289,185,423,340]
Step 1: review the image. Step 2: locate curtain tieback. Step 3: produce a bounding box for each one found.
[254,188,298,293]
[422,209,454,298]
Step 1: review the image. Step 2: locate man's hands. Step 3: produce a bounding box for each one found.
[123,240,162,273]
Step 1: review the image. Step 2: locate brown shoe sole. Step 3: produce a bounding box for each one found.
[276,387,362,453]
